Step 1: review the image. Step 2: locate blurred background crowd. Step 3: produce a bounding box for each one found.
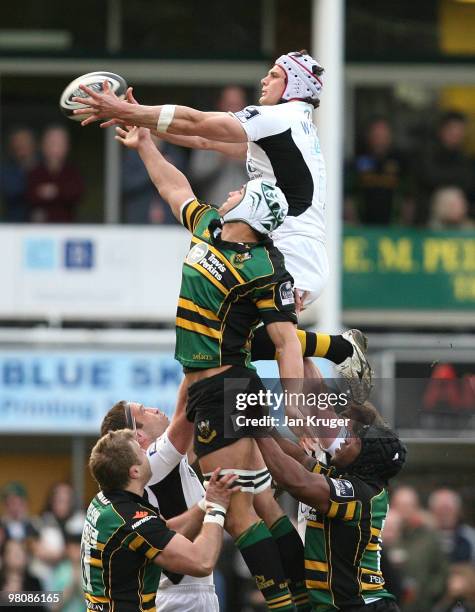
[1,480,475,612]
[3,96,475,230]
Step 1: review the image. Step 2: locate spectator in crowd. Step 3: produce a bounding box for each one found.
[0,127,37,222]
[428,187,475,230]
[345,116,410,225]
[49,530,84,612]
[30,482,84,584]
[413,111,475,224]
[433,563,475,612]
[390,485,448,612]
[380,509,405,605]
[428,488,475,564]
[189,86,249,204]
[0,482,38,542]
[122,136,186,224]
[27,125,84,223]
[0,539,46,611]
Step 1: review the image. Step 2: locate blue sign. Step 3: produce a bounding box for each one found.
[64,240,94,269]
[0,350,182,434]
[24,238,57,270]
[0,351,333,435]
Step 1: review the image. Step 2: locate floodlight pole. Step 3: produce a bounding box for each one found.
[312,0,345,332]
[104,0,122,224]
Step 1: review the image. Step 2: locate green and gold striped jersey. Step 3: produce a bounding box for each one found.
[176,198,297,370]
[305,463,395,611]
[81,489,175,612]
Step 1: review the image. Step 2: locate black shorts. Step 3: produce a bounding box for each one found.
[186,366,268,459]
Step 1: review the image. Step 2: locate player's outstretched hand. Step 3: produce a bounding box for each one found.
[205,468,240,511]
[114,125,151,150]
[100,87,138,129]
[72,80,125,126]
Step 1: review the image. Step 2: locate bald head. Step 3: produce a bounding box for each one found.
[391,486,421,522]
[428,488,462,530]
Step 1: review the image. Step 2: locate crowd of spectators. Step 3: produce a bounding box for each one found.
[1,94,475,230]
[0,126,85,224]
[1,478,474,612]
[0,481,84,611]
[345,111,475,229]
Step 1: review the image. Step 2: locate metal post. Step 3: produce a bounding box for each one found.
[72,436,86,507]
[107,0,122,53]
[312,0,345,332]
[104,128,121,223]
[104,0,122,224]
[261,0,277,57]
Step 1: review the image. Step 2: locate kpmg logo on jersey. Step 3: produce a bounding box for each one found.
[330,478,355,498]
[186,242,209,265]
[234,106,260,123]
[279,281,294,306]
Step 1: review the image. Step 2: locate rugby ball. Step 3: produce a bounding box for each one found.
[59,71,128,122]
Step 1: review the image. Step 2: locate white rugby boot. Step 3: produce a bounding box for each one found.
[335,329,373,404]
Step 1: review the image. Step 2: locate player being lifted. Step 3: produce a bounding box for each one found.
[115,122,308,611]
[74,49,372,402]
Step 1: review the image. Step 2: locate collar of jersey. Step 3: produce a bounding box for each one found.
[106,488,156,509]
[208,219,272,253]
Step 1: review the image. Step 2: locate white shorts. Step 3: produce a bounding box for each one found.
[273,236,329,307]
[156,584,219,612]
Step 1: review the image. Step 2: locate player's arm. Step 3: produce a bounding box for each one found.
[255,279,303,380]
[115,125,194,221]
[157,526,221,577]
[265,321,304,380]
[271,430,318,472]
[74,81,247,143]
[157,470,238,576]
[166,378,193,455]
[256,437,331,512]
[165,504,204,541]
[165,465,237,540]
[153,131,247,160]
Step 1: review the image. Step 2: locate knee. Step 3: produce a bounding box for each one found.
[225,500,260,538]
[254,492,284,527]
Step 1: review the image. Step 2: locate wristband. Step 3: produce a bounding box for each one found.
[204,506,226,528]
[157,104,176,133]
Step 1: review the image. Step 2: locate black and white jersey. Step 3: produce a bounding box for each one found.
[233,102,326,244]
[145,430,212,588]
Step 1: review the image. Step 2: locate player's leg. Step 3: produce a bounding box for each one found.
[199,439,296,612]
[250,445,311,612]
[188,371,296,611]
[250,326,372,402]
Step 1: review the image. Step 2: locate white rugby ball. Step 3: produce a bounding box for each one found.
[59,71,127,122]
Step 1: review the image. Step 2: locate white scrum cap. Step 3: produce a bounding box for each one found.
[275,51,323,103]
[222,179,288,235]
